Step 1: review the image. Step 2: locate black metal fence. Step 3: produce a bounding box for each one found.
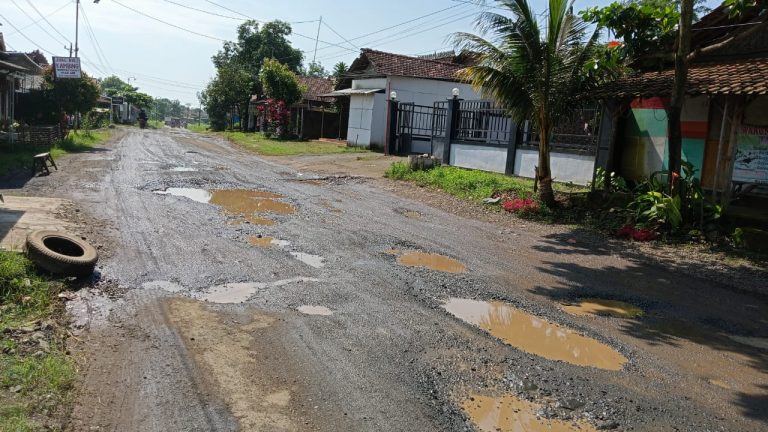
[392,100,599,156]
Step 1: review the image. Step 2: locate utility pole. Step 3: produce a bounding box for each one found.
[74,0,80,58]
[312,16,322,63]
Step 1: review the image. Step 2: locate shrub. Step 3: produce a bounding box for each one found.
[502,198,539,214]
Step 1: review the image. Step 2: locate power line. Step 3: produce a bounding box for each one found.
[203,0,356,53]
[79,3,114,74]
[7,0,70,38]
[23,0,72,43]
[0,12,60,57]
[312,3,467,56]
[11,0,69,48]
[315,7,477,62]
[162,0,245,20]
[111,0,227,42]
[322,20,359,51]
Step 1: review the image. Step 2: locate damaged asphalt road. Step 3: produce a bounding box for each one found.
[9,127,767,431]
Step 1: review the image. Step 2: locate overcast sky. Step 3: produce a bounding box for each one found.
[1,0,723,106]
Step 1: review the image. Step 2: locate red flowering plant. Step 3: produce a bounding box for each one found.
[502,197,539,215]
[260,98,290,138]
[616,224,658,241]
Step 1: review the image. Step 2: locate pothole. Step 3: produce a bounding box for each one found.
[154,188,296,225]
[170,167,197,172]
[142,280,185,293]
[197,277,319,304]
[154,187,211,203]
[248,236,290,248]
[443,298,627,370]
[560,299,644,319]
[297,305,333,316]
[289,252,324,268]
[463,394,597,432]
[388,250,466,273]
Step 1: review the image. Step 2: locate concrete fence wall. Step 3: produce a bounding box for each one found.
[450,143,595,185]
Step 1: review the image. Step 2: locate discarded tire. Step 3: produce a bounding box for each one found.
[26,230,98,277]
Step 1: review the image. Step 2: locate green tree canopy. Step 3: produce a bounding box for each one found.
[259,58,304,105]
[200,64,255,131]
[43,67,101,115]
[304,61,328,78]
[213,20,303,80]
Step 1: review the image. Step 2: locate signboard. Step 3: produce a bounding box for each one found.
[52,57,81,79]
[733,125,768,184]
[111,96,125,105]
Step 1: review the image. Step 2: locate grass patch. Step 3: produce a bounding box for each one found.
[194,130,369,156]
[0,129,112,177]
[0,251,75,431]
[385,162,538,201]
[187,123,208,133]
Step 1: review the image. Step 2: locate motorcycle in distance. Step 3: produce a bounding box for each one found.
[138,109,148,129]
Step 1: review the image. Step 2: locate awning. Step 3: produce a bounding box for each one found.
[0,59,27,73]
[318,88,384,97]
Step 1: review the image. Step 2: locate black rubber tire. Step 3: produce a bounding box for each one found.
[26,230,98,277]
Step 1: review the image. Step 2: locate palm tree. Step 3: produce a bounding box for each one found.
[453,0,599,207]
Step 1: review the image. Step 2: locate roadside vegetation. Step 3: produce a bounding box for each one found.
[0,251,75,431]
[196,129,368,156]
[0,130,112,177]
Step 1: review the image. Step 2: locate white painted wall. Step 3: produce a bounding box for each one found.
[352,78,387,90]
[370,93,387,147]
[450,143,595,185]
[347,94,374,147]
[388,76,481,107]
[450,144,507,173]
[514,149,595,185]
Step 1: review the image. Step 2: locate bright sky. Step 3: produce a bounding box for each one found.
[1,0,723,106]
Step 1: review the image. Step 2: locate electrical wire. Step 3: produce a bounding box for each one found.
[322,20,359,51]
[315,8,477,62]
[7,0,70,38]
[23,0,72,43]
[311,3,467,57]
[0,12,60,57]
[80,3,114,75]
[11,0,69,48]
[111,0,228,42]
[161,0,245,21]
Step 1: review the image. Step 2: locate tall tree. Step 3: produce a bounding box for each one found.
[454,0,599,207]
[200,64,254,131]
[259,58,304,104]
[304,61,328,78]
[26,50,49,66]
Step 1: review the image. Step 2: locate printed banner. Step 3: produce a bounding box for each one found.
[52,57,81,79]
[733,126,768,184]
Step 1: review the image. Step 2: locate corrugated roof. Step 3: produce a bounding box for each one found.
[600,57,768,97]
[350,49,465,82]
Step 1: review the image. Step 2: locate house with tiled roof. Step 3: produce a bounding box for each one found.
[596,6,768,206]
[1,32,44,145]
[324,49,481,149]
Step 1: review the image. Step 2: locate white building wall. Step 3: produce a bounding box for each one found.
[513,149,595,185]
[450,144,508,173]
[369,93,387,148]
[347,94,375,147]
[388,76,481,106]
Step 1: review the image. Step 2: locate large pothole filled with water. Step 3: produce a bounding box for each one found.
[386,249,466,273]
[154,188,296,225]
[443,298,627,370]
[463,394,597,432]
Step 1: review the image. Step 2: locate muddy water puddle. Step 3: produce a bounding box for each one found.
[155,188,296,225]
[561,299,643,319]
[248,236,290,248]
[387,249,466,273]
[463,394,597,432]
[444,298,627,370]
[297,305,333,316]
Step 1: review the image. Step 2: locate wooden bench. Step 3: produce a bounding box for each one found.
[32,152,58,176]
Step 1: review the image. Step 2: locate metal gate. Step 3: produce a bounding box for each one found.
[395,103,436,155]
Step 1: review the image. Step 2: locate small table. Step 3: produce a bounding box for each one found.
[32,152,58,176]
